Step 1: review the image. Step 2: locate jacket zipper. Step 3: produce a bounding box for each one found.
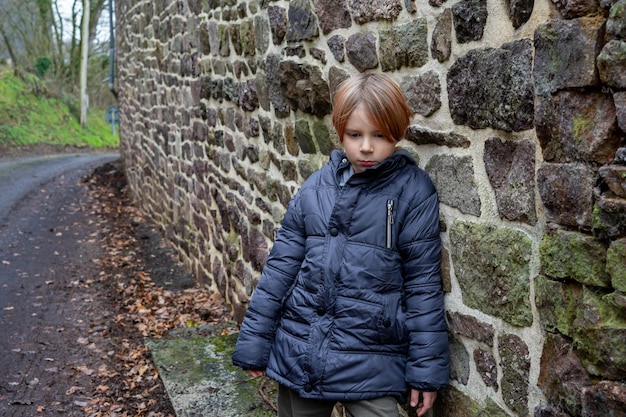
[386,199,394,249]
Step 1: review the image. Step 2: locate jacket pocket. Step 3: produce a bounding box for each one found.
[379,295,408,346]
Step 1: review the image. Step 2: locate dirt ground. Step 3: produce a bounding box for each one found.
[0,153,232,416]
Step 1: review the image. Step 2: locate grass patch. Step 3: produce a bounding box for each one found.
[0,69,118,150]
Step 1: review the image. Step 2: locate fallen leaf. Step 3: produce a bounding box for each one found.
[65,386,82,395]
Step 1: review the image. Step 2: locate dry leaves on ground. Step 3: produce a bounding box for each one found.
[79,162,234,416]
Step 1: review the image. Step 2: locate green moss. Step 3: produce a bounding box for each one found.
[484,397,511,417]
[573,288,626,378]
[572,115,592,141]
[539,229,609,287]
[146,325,277,416]
[607,240,626,292]
[593,204,609,233]
[211,332,237,352]
[450,221,533,327]
[535,276,582,337]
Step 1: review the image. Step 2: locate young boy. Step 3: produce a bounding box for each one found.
[232,72,449,417]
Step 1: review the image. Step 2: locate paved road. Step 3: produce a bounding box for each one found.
[0,154,118,223]
[0,153,118,416]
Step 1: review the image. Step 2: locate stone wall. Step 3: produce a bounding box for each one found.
[114,0,626,415]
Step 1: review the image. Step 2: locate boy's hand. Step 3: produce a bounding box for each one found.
[410,389,437,417]
[245,369,265,378]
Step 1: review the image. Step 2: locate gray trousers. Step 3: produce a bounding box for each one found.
[277,384,400,417]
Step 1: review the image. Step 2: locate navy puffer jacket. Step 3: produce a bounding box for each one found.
[232,149,449,403]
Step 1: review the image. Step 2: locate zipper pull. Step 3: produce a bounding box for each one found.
[387,200,394,225]
[386,199,394,248]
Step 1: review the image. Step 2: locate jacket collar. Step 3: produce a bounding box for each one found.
[331,148,417,186]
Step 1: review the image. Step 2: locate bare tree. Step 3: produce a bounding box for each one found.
[0,0,108,87]
[0,0,50,68]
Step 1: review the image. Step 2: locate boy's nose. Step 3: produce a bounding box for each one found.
[360,137,374,152]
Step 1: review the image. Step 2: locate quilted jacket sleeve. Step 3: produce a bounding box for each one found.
[398,178,449,391]
[231,191,307,371]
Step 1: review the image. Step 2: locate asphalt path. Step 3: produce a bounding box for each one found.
[0,153,118,415]
[0,154,117,223]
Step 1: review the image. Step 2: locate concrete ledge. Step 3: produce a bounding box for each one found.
[146,324,277,417]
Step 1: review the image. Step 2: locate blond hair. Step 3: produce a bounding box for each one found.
[332,72,413,143]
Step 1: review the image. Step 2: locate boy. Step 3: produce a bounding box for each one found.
[232,72,449,417]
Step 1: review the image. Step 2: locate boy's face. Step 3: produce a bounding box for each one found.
[342,104,396,174]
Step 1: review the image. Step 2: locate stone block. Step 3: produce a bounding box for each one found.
[484,138,537,225]
[451,0,488,43]
[347,0,402,24]
[441,245,452,292]
[278,61,331,117]
[401,71,441,116]
[313,0,352,34]
[535,275,583,336]
[265,54,290,117]
[615,92,626,133]
[508,0,534,28]
[432,385,486,416]
[533,17,604,96]
[312,120,335,156]
[560,91,620,164]
[538,333,592,417]
[298,156,325,180]
[583,381,626,416]
[449,334,470,385]
[499,333,530,416]
[449,221,533,327]
[328,66,350,96]
[268,6,287,45]
[431,8,452,62]
[600,165,626,198]
[239,19,255,57]
[573,287,626,379]
[327,35,346,62]
[552,0,601,18]
[539,228,609,287]
[286,0,319,42]
[254,14,270,53]
[534,405,571,417]
[537,163,595,228]
[283,123,297,158]
[405,126,470,148]
[474,348,498,389]
[598,40,626,89]
[447,40,534,132]
[536,91,620,164]
[345,32,379,72]
[379,19,429,71]
[593,194,626,239]
[239,79,258,112]
[433,386,510,417]
[425,155,481,216]
[446,311,495,345]
[295,119,315,154]
[607,239,626,291]
[607,0,626,39]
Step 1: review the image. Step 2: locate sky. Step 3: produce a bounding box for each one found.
[56,0,113,45]
[56,0,77,21]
